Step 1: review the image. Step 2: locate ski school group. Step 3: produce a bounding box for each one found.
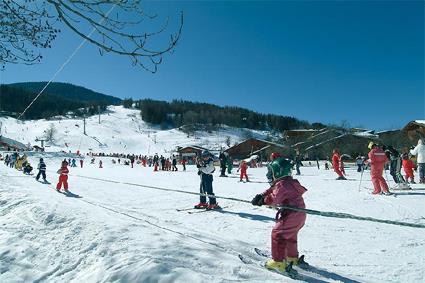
[0,137,423,278]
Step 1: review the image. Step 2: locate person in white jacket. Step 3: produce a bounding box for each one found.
[410,139,425,183]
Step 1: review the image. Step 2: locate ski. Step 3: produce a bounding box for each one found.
[253,248,360,282]
[176,207,197,212]
[187,206,228,214]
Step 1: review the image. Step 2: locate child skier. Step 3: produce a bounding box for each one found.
[367,142,391,195]
[237,160,249,182]
[35,158,47,182]
[332,149,346,180]
[194,150,220,210]
[56,160,69,192]
[402,153,415,184]
[251,155,307,275]
[384,145,410,189]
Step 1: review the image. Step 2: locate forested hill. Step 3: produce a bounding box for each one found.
[0,83,118,119]
[7,82,121,105]
[124,98,326,131]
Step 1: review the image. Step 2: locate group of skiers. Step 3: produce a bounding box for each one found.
[3,153,33,175]
[331,139,424,194]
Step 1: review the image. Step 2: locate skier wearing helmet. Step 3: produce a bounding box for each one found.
[367,142,391,195]
[251,156,307,276]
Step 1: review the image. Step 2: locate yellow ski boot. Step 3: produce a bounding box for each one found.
[265,259,287,273]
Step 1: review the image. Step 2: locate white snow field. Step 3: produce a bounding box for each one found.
[0,157,424,283]
[0,106,269,155]
[0,106,424,282]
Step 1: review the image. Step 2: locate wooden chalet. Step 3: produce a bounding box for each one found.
[224,138,291,161]
[403,121,425,141]
[0,136,28,151]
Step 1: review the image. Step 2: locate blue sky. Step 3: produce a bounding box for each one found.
[1,1,424,130]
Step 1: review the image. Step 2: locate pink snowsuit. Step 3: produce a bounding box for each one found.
[368,147,389,194]
[239,161,249,181]
[402,159,414,181]
[262,176,307,261]
[332,153,343,177]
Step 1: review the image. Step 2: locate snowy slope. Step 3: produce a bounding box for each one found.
[1,156,424,283]
[0,106,270,155]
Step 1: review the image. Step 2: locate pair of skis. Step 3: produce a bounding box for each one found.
[176,206,227,214]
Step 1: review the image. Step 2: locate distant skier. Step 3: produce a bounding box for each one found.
[227,155,233,174]
[294,152,302,175]
[56,160,69,192]
[99,160,103,168]
[251,156,307,274]
[182,157,187,171]
[238,160,249,182]
[355,156,364,172]
[219,151,228,177]
[332,149,346,180]
[80,159,84,168]
[194,150,220,210]
[402,153,415,183]
[35,158,47,182]
[410,139,425,184]
[71,158,77,167]
[367,142,391,195]
[172,155,178,171]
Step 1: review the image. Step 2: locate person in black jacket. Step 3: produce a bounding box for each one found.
[36,158,47,182]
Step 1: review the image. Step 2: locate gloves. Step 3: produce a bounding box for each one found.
[197,170,202,175]
[251,194,264,206]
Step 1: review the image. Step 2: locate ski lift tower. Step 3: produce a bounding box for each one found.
[35,137,48,151]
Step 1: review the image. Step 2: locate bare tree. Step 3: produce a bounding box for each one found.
[0,0,183,72]
[44,123,57,142]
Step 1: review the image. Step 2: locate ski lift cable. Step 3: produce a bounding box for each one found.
[17,4,118,120]
[65,172,425,229]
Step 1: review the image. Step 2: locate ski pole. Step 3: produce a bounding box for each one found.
[358,167,364,192]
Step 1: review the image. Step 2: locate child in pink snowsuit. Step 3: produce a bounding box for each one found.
[252,156,307,272]
[56,161,69,192]
[238,160,249,182]
[367,142,390,195]
[402,154,415,183]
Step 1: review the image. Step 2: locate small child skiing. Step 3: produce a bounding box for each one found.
[36,158,47,182]
[251,154,307,275]
[367,142,391,195]
[237,160,249,182]
[402,153,415,184]
[56,160,69,192]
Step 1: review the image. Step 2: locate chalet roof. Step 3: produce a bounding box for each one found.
[402,120,425,131]
[0,136,28,150]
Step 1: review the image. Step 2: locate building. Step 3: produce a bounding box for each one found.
[0,136,28,151]
[177,145,208,164]
[403,120,425,141]
[224,138,291,161]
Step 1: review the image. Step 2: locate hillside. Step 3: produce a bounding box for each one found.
[0,105,271,154]
[7,82,121,105]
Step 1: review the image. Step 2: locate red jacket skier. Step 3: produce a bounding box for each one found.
[332,149,346,180]
[402,154,415,183]
[238,160,249,182]
[367,142,390,195]
[56,160,69,192]
[252,156,307,274]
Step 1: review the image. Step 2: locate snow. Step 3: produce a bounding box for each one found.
[1,158,424,282]
[414,120,425,125]
[0,108,424,283]
[0,106,271,155]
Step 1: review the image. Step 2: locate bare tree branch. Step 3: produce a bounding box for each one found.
[0,0,183,72]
